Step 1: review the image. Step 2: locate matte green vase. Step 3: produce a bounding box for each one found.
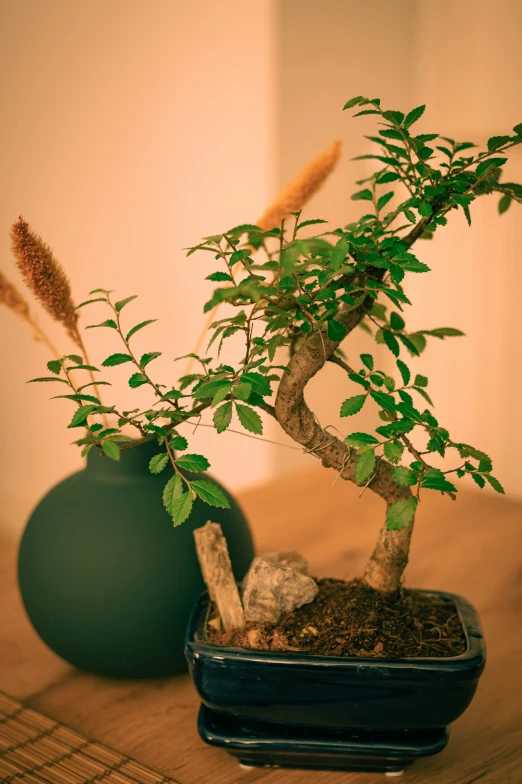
[18,440,254,678]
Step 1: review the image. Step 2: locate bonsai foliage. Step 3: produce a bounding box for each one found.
[23,96,522,593]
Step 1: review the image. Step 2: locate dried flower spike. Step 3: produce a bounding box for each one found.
[257,140,342,231]
[0,269,30,318]
[10,217,81,346]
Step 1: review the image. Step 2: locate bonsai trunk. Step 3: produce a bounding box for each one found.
[275,304,416,594]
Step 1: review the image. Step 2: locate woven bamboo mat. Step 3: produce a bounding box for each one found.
[0,692,181,784]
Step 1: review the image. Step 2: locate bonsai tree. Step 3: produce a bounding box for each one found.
[7,96,522,596]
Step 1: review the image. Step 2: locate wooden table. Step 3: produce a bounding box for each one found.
[1,467,522,783]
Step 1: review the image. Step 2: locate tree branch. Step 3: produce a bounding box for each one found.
[275,297,415,593]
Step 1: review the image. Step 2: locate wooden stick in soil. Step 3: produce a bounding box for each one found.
[194,521,245,630]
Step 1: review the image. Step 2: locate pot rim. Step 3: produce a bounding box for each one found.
[185,587,486,672]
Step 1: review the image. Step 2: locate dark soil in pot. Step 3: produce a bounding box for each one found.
[209,578,467,658]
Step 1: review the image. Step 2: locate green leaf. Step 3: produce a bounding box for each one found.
[498,194,511,215]
[194,378,233,399]
[102,353,133,367]
[471,472,486,489]
[115,295,138,313]
[77,381,112,392]
[376,419,415,438]
[404,104,426,129]
[360,353,374,371]
[233,382,252,402]
[172,491,194,527]
[345,432,379,446]
[487,135,510,151]
[457,444,491,462]
[389,311,405,330]
[169,434,188,451]
[149,453,169,474]
[76,297,107,308]
[47,359,63,375]
[414,374,428,388]
[421,470,457,493]
[297,218,328,229]
[382,109,404,125]
[485,474,505,494]
[331,237,350,271]
[175,453,211,472]
[212,383,233,406]
[384,440,404,462]
[241,372,271,397]
[102,440,120,461]
[376,171,401,184]
[393,465,418,486]
[327,319,347,342]
[476,157,507,178]
[214,401,233,433]
[355,448,376,485]
[423,327,465,339]
[400,259,430,272]
[95,428,120,438]
[403,208,416,223]
[68,404,98,428]
[65,364,99,372]
[236,403,263,435]
[163,474,183,516]
[163,389,183,400]
[383,330,400,357]
[377,191,394,211]
[191,479,230,508]
[126,320,157,341]
[340,394,366,417]
[28,376,69,384]
[348,373,371,389]
[351,188,373,201]
[343,95,367,109]
[206,271,233,282]
[52,393,100,404]
[140,351,162,368]
[417,202,432,218]
[128,373,148,388]
[371,390,397,410]
[413,386,434,406]
[396,359,410,385]
[403,333,426,355]
[86,319,118,330]
[386,497,418,530]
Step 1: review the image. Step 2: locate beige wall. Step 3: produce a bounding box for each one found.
[0,0,276,531]
[1,0,521,535]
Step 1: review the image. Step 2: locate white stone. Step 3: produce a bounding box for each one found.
[262,550,309,574]
[241,554,318,624]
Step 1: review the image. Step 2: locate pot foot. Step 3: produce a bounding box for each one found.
[198,705,449,774]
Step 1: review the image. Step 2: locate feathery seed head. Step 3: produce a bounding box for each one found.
[257,140,342,231]
[10,217,80,346]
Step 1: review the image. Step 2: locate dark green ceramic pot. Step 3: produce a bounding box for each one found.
[18,440,254,678]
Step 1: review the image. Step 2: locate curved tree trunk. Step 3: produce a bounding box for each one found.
[274,302,416,594]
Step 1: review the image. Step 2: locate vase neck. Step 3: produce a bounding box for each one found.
[86,440,165,476]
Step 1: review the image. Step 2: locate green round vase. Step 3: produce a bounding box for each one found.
[18,440,254,678]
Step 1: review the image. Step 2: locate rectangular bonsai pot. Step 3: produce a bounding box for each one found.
[185,589,486,732]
